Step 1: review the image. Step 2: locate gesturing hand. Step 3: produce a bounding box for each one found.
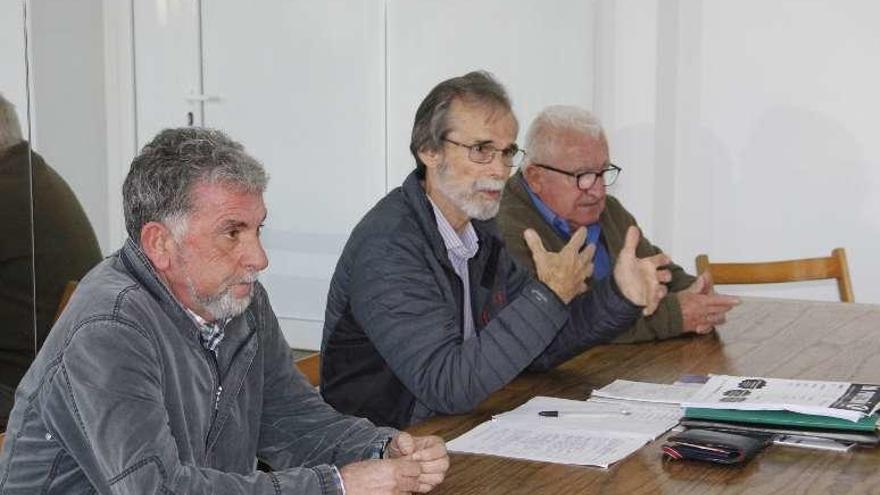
[678,272,740,333]
[524,227,595,304]
[612,226,672,315]
[385,432,449,493]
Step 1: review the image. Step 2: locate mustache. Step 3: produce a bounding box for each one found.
[229,271,260,286]
[473,178,505,192]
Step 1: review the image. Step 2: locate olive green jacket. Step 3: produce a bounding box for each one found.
[497,171,696,343]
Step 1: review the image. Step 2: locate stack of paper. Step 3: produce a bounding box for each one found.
[682,375,880,422]
[591,379,702,405]
[446,396,680,468]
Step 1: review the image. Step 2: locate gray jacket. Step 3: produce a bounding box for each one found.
[321,171,642,428]
[0,239,395,494]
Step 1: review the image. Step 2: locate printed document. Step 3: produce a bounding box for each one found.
[447,396,681,468]
[446,421,649,468]
[683,375,880,421]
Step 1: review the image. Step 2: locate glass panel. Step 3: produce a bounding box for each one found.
[0,0,32,429]
[0,0,105,429]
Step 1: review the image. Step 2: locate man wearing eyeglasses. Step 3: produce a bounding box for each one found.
[321,72,673,428]
[497,105,739,343]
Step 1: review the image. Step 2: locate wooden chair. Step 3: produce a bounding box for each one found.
[294,353,321,387]
[53,280,79,324]
[695,248,854,303]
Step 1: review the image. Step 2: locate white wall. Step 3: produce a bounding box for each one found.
[15,0,879,350]
[0,1,28,125]
[387,0,597,184]
[201,0,388,349]
[589,0,879,304]
[28,0,110,253]
[665,1,879,302]
[125,0,601,349]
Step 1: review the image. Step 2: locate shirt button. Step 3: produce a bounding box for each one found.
[45,433,53,441]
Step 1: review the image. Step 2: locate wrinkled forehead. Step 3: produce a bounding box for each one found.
[447,97,519,141]
[185,180,266,221]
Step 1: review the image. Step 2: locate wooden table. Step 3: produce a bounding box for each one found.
[407,298,880,494]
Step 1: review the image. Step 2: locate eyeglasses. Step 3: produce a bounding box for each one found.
[531,162,622,189]
[443,137,524,167]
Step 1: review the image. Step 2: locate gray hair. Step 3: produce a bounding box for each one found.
[123,127,268,241]
[410,70,515,177]
[0,93,24,152]
[522,105,604,171]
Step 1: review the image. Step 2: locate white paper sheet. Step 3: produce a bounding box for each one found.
[591,379,701,404]
[447,396,682,468]
[446,421,649,468]
[494,396,681,438]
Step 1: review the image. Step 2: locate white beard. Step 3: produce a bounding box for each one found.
[186,271,258,321]
[435,163,505,221]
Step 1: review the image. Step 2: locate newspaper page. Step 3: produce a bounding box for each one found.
[683,375,880,421]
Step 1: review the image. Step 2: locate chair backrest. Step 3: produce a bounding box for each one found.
[53,280,79,324]
[294,353,321,387]
[695,247,854,303]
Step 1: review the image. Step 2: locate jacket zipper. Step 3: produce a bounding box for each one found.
[205,348,222,455]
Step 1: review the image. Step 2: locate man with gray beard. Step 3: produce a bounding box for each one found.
[321,72,673,428]
[0,128,449,494]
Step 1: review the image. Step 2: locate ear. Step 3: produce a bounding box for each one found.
[139,221,176,272]
[418,146,444,171]
[523,165,543,194]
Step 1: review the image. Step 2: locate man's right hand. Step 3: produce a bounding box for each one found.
[339,458,422,495]
[524,227,595,304]
[678,272,740,333]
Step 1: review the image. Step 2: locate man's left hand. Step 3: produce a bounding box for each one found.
[385,432,449,493]
[612,226,672,316]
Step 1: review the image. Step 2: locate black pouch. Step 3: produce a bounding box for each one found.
[662,428,771,465]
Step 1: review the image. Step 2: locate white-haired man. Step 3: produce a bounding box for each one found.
[0,128,448,494]
[498,105,738,342]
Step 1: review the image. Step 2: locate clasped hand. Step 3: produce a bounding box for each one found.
[678,272,740,333]
[340,432,449,495]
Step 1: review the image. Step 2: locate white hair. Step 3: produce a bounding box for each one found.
[522,105,604,171]
[0,93,24,152]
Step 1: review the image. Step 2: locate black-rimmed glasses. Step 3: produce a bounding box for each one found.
[443,138,524,167]
[531,162,622,189]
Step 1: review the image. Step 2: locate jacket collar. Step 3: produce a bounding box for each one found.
[401,171,501,267]
[119,237,233,346]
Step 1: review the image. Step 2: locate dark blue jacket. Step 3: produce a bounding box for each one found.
[321,172,641,428]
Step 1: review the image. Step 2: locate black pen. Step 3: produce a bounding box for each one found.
[538,409,631,418]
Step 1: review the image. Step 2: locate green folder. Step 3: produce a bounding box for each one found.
[683,408,880,432]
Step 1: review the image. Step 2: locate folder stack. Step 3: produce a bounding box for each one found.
[680,375,880,447]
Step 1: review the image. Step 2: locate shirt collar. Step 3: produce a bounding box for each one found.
[186,308,228,354]
[520,174,603,245]
[427,196,479,260]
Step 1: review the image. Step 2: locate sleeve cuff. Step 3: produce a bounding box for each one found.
[332,465,346,495]
[521,278,570,328]
[314,464,346,495]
